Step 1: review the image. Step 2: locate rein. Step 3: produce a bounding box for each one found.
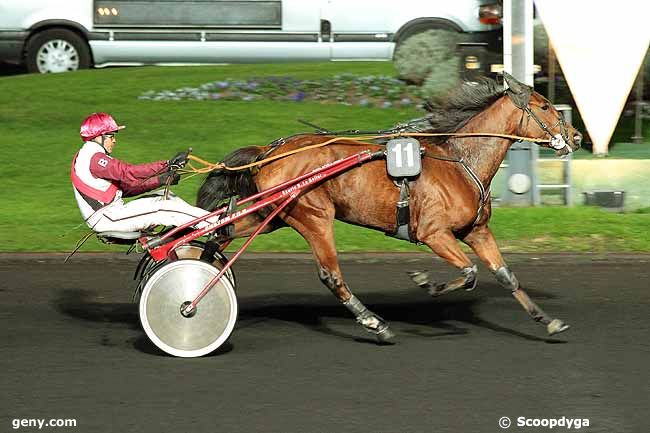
[181,131,551,175]
[181,129,552,227]
[181,131,542,226]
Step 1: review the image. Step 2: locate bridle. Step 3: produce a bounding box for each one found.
[507,89,572,153]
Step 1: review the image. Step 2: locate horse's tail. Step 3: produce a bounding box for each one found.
[196,146,264,210]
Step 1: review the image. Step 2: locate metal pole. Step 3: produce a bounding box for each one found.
[503,0,537,206]
[503,0,512,76]
[548,41,556,103]
[185,195,295,314]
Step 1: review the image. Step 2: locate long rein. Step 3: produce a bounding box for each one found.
[181,131,550,175]
[179,131,549,226]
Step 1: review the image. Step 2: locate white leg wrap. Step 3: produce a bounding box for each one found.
[344,296,384,330]
[343,295,369,317]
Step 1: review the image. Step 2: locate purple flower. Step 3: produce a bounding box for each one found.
[290,91,306,102]
[216,81,230,89]
[210,93,222,100]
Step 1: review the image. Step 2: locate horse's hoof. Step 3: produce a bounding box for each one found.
[358,315,396,344]
[547,319,570,335]
[375,326,396,345]
[465,278,478,292]
[428,283,448,297]
[408,271,431,289]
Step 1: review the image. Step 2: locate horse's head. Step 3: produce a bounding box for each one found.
[503,72,582,156]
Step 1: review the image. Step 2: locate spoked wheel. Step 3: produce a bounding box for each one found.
[139,260,238,358]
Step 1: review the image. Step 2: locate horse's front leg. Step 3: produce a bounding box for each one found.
[410,230,478,296]
[463,224,569,335]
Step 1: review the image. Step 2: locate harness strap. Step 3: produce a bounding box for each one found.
[422,152,489,228]
[391,178,414,242]
[459,160,489,226]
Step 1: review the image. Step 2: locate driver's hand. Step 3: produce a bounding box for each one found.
[158,171,181,185]
[168,150,190,170]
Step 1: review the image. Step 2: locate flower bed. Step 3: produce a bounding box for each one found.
[138,73,425,109]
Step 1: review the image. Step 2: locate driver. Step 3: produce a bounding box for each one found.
[71,112,217,233]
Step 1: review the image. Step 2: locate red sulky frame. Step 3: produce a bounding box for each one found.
[139,149,383,315]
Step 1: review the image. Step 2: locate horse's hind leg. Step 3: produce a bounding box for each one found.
[282,210,395,344]
[463,225,569,336]
[411,230,478,296]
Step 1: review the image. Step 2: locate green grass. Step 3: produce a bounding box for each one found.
[222,206,650,253]
[1,64,649,252]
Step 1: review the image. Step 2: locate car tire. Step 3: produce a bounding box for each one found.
[25,28,91,74]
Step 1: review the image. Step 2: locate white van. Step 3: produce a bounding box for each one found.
[0,0,501,73]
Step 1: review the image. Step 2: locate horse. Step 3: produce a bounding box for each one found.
[196,72,583,343]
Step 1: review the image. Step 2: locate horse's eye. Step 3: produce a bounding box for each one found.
[541,104,550,111]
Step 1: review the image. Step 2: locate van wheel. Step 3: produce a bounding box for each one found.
[25,29,91,74]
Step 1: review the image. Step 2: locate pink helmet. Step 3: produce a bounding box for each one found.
[80,112,126,141]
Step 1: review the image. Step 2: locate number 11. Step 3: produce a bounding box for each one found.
[391,142,415,168]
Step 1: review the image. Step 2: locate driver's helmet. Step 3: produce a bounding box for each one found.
[80,112,126,141]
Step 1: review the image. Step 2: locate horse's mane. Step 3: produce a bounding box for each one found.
[197,146,262,210]
[417,77,504,133]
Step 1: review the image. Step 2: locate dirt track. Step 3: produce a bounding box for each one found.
[1,253,649,433]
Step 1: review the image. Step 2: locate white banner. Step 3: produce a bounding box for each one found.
[535,0,650,154]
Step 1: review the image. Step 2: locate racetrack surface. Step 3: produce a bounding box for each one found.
[1,253,649,433]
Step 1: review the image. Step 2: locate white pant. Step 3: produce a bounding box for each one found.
[88,195,217,233]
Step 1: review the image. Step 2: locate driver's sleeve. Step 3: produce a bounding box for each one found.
[89,153,169,197]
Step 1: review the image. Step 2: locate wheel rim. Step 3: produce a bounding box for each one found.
[36,39,80,73]
[139,260,238,357]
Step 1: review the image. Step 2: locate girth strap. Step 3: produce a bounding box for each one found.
[390,178,416,243]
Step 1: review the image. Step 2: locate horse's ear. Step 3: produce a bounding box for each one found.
[502,71,526,94]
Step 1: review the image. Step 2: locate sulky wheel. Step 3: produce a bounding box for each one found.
[139,260,237,357]
[133,242,236,305]
[175,242,236,287]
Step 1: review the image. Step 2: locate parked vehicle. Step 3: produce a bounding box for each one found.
[0,0,501,73]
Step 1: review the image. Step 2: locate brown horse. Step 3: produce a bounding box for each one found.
[197,73,582,343]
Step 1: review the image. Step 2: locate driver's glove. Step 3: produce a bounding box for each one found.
[158,171,181,185]
[168,150,190,170]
